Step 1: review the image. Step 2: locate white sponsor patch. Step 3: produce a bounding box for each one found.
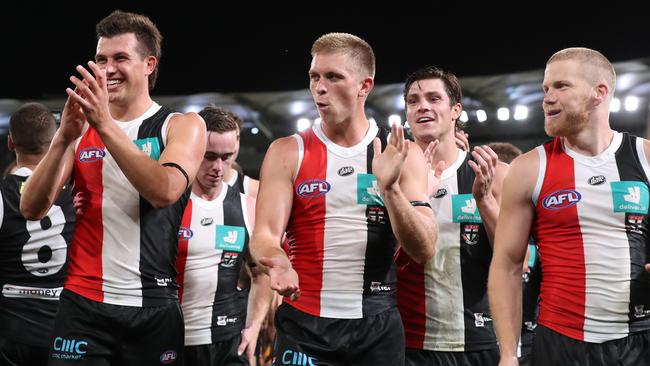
[2,284,62,300]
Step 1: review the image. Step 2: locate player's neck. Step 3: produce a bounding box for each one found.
[110,93,154,122]
[193,181,224,201]
[15,153,44,172]
[562,124,614,157]
[321,115,370,147]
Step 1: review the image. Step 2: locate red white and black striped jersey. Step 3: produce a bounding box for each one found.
[176,184,252,346]
[533,132,650,343]
[397,150,496,351]
[67,102,191,307]
[284,120,397,319]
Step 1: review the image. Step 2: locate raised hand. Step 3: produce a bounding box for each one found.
[424,140,445,197]
[468,145,499,202]
[58,87,88,144]
[455,130,470,152]
[258,256,300,301]
[372,123,409,192]
[66,61,112,131]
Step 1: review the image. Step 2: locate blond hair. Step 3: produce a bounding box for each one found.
[547,47,616,93]
[311,32,375,78]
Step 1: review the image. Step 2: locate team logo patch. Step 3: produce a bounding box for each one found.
[452,194,482,223]
[462,224,480,245]
[178,227,193,239]
[78,147,105,162]
[160,350,177,364]
[588,175,606,185]
[220,251,239,268]
[611,181,649,214]
[296,179,331,198]
[200,217,214,226]
[133,137,161,160]
[366,205,388,225]
[215,225,245,252]
[357,173,385,206]
[542,189,581,210]
[625,213,646,234]
[433,188,447,199]
[337,166,354,176]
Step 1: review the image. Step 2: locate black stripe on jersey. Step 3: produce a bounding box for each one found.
[0,174,75,346]
[232,171,246,195]
[456,154,497,350]
[211,185,249,342]
[614,133,650,332]
[361,126,397,317]
[135,106,192,306]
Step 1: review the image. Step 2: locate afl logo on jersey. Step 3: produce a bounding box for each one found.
[542,189,582,210]
[78,147,105,162]
[337,166,354,176]
[178,227,193,239]
[588,175,606,185]
[160,350,177,364]
[296,179,331,198]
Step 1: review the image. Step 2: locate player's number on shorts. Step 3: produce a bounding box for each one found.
[22,205,67,276]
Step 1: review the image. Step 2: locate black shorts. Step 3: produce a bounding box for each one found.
[273,304,404,366]
[47,289,184,366]
[518,330,534,366]
[184,335,249,366]
[0,337,50,366]
[404,347,499,366]
[532,324,650,366]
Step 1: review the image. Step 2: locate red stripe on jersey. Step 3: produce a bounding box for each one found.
[534,139,586,340]
[66,128,105,302]
[176,199,193,303]
[395,249,426,348]
[285,129,327,315]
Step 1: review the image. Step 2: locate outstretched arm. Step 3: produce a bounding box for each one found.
[488,151,537,366]
[67,61,206,208]
[249,137,300,299]
[373,124,437,264]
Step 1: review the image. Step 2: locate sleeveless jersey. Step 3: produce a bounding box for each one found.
[285,120,396,319]
[0,167,75,346]
[533,132,650,342]
[67,102,190,307]
[226,170,250,196]
[176,184,252,346]
[397,149,495,351]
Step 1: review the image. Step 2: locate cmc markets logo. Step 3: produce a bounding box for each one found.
[160,350,177,364]
[178,227,193,239]
[542,189,582,210]
[296,179,331,198]
[78,147,106,162]
[282,349,317,366]
[51,337,88,360]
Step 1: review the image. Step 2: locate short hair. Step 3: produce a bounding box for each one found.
[9,102,56,155]
[311,33,375,78]
[96,10,163,90]
[403,66,464,129]
[487,142,522,164]
[198,106,242,136]
[547,47,616,93]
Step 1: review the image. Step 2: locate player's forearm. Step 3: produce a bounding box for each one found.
[477,194,499,246]
[382,185,436,263]
[246,273,273,330]
[488,259,523,360]
[20,138,72,220]
[96,123,187,208]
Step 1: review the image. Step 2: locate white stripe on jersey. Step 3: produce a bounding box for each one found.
[313,121,378,319]
[532,146,547,206]
[636,138,650,182]
[424,149,467,351]
[101,103,162,306]
[183,188,228,345]
[564,133,631,342]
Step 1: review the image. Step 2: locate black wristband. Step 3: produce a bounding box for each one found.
[162,162,189,190]
[410,200,432,209]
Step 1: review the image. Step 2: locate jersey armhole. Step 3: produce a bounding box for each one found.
[291,134,304,183]
[531,146,547,206]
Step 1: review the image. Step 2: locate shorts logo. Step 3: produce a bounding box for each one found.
[369,281,392,293]
[282,349,317,366]
[433,188,447,199]
[474,313,492,327]
[611,181,649,214]
[542,189,581,210]
[337,166,354,176]
[588,175,606,185]
[178,227,193,239]
[296,179,331,198]
[160,350,177,364]
[51,337,88,360]
[78,147,105,162]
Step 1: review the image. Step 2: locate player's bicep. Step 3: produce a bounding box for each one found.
[159,113,206,184]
